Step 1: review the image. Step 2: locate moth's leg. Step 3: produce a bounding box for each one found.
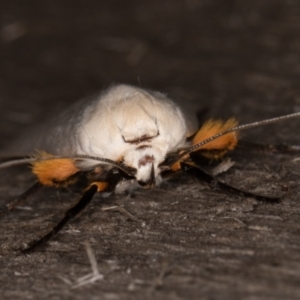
[22,182,107,253]
[181,162,280,203]
[237,140,300,154]
[0,181,43,215]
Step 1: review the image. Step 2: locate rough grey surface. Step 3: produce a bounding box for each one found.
[1,1,300,299]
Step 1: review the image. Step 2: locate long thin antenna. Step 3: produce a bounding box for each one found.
[186,111,300,154]
[0,158,36,169]
[0,154,136,176]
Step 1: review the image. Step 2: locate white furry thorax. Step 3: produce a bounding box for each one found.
[77,85,190,185]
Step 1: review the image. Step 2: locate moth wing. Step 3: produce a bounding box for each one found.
[2,94,99,156]
[165,93,201,138]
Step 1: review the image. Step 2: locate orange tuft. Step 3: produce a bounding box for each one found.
[192,118,238,158]
[89,181,108,192]
[171,161,181,171]
[32,158,80,187]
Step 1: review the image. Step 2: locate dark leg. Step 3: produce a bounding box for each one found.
[237,140,300,153]
[22,184,98,253]
[0,181,43,216]
[181,162,281,203]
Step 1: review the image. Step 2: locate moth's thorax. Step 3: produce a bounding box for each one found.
[76,85,190,181]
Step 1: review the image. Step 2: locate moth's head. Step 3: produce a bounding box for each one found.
[123,146,165,188]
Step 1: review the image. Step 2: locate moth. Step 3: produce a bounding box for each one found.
[1,84,300,252]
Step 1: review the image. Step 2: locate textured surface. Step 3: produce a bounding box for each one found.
[1,1,300,299]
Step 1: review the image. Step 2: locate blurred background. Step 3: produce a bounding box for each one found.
[1,2,300,299]
[1,0,300,149]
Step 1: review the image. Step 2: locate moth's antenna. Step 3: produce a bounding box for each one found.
[0,154,136,176]
[186,111,300,155]
[59,154,136,175]
[0,158,36,169]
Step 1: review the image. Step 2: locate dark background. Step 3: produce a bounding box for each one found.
[1,1,300,299]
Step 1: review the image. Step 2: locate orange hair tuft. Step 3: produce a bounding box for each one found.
[192,118,238,158]
[89,181,108,192]
[32,157,80,187]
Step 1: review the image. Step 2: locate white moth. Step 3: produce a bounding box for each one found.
[13,84,196,186]
[3,84,300,252]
